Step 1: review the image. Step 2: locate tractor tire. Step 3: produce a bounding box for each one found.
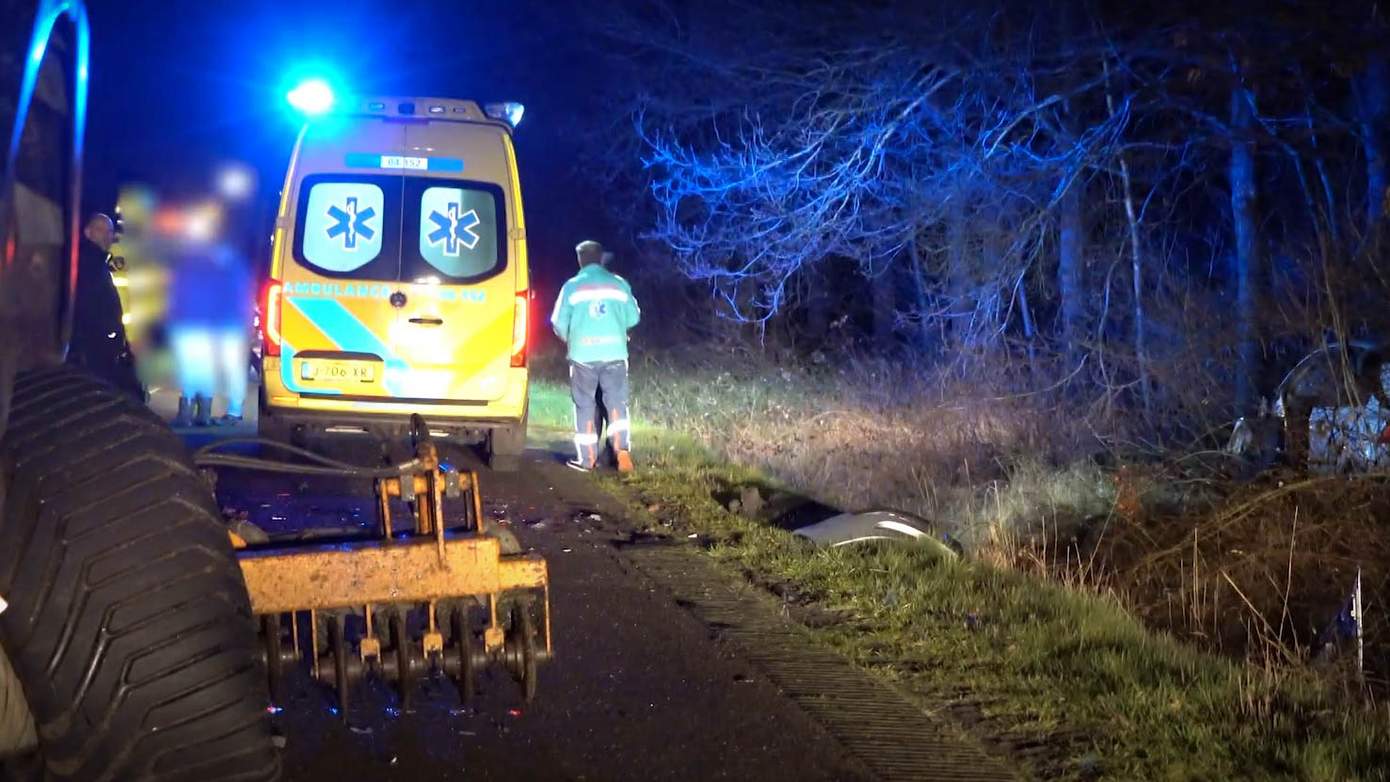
[0,366,279,781]
[486,405,527,473]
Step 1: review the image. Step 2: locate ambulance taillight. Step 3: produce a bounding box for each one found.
[510,292,528,367]
[262,280,283,356]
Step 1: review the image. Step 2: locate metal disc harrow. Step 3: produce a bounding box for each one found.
[200,415,552,715]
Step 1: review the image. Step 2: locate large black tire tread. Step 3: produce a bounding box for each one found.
[0,366,279,781]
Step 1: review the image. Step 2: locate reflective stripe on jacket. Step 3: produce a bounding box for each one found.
[550,264,641,363]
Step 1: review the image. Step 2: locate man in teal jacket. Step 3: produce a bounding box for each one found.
[551,240,642,472]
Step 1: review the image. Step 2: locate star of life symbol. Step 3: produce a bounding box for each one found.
[325,196,377,251]
[426,202,482,256]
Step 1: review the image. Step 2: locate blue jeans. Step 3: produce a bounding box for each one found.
[570,360,630,465]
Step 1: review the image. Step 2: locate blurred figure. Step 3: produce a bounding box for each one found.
[68,213,142,401]
[168,240,252,426]
[110,183,169,362]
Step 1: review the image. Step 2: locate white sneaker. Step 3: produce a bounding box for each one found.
[566,459,593,473]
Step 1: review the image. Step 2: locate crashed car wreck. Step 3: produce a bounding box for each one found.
[1228,341,1390,472]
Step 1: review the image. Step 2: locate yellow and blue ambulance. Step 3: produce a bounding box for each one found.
[260,95,530,468]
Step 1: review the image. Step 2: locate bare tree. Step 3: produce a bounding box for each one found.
[578,0,1390,430]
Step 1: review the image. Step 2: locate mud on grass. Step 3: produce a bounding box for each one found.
[593,432,1390,781]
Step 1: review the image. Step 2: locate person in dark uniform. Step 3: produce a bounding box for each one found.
[67,213,142,401]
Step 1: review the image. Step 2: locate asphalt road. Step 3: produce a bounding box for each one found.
[201,429,875,782]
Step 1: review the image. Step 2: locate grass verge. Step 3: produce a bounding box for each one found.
[530,376,1390,781]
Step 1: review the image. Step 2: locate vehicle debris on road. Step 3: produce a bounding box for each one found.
[792,510,961,558]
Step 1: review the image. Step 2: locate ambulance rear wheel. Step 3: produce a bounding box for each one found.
[486,407,527,472]
[0,366,279,780]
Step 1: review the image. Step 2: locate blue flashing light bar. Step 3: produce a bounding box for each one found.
[482,101,525,128]
[288,78,335,116]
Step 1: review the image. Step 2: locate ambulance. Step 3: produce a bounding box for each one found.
[260,94,530,468]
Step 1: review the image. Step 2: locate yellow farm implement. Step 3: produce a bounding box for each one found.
[197,415,550,713]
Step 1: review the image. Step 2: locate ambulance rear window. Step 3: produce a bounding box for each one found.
[293,174,402,280]
[403,179,507,283]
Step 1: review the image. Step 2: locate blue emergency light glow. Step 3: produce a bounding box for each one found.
[288,78,335,116]
[483,101,525,128]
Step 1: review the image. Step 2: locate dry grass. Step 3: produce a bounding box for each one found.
[531,343,1390,777]
[586,350,1118,552]
[1099,470,1390,689]
[534,344,1386,670]
[574,415,1390,780]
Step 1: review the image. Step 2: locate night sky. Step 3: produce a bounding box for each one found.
[83,0,606,293]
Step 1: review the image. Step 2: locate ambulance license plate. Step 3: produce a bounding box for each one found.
[302,360,375,382]
[381,155,428,170]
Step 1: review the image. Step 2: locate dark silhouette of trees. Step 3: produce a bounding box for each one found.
[585,0,1390,425]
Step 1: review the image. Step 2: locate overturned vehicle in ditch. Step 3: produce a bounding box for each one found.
[1227,340,1390,473]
